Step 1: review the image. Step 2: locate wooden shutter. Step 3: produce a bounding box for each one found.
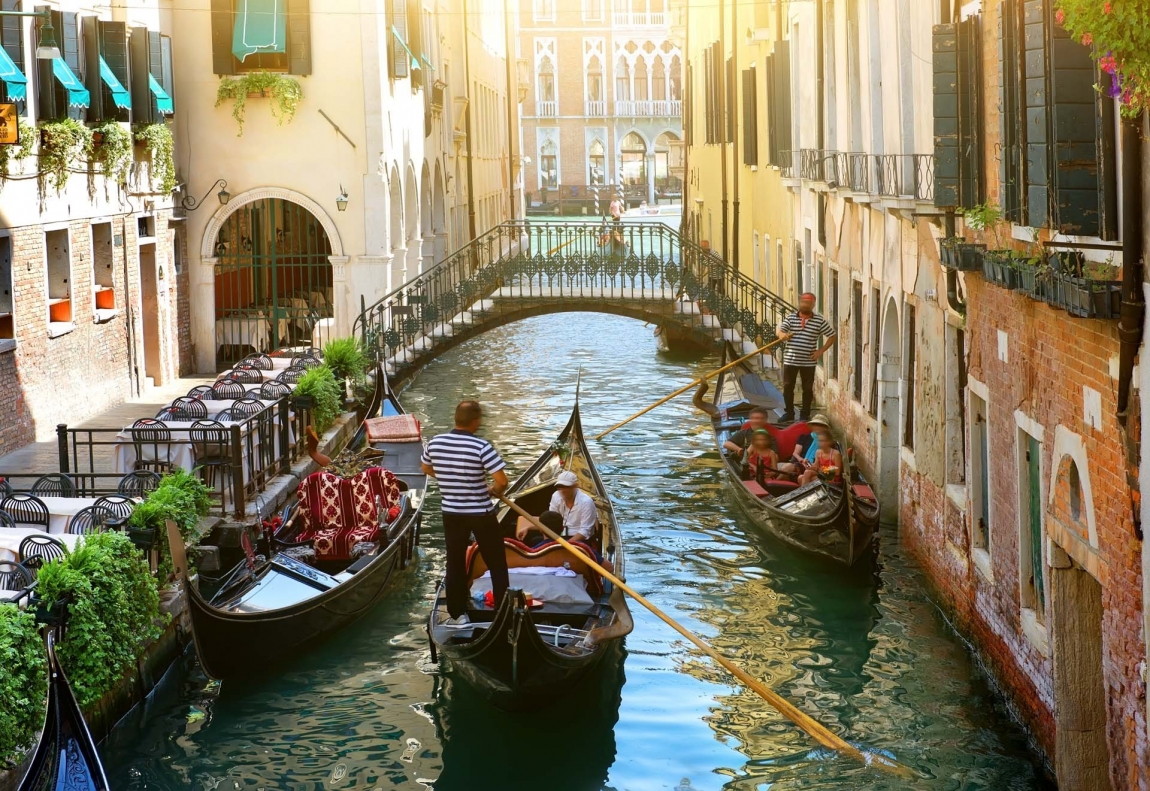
[210,0,235,75]
[0,0,22,106]
[1048,18,1114,237]
[703,47,712,143]
[390,0,408,79]
[160,34,174,113]
[129,26,155,125]
[725,55,734,144]
[1023,0,1050,228]
[742,68,757,166]
[957,16,982,205]
[62,12,80,76]
[772,40,792,157]
[35,6,58,120]
[83,15,101,121]
[684,61,692,145]
[933,24,960,206]
[766,53,777,163]
[999,1,1024,222]
[287,0,311,76]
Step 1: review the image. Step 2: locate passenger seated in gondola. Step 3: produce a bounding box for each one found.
[514,509,566,548]
[515,470,597,545]
[722,407,770,459]
[799,431,844,486]
[743,430,782,485]
[776,413,830,479]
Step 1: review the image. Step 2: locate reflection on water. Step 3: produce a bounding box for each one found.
[102,313,1051,790]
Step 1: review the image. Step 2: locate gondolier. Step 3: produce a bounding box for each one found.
[421,400,510,626]
[776,293,837,422]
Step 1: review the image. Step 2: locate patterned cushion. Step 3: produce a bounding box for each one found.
[365,414,422,442]
[295,467,401,560]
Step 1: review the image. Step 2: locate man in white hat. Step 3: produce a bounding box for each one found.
[516,469,598,544]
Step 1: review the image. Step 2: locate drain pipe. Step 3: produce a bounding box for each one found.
[1117,116,1144,422]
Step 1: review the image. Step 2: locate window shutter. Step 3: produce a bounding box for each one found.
[287,0,311,76]
[82,15,101,121]
[0,0,22,107]
[102,22,130,120]
[35,7,58,120]
[1023,0,1050,228]
[725,55,734,144]
[1048,18,1112,237]
[766,53,777,163]
[209,0,235,75]
[933,24,960,206]
[160,34,175,113]
[703,47,712,143]
[772,40,792,157]
[390,0,409,79]
[742,68,758,166]
[684,61,692,145]
[999,2,1024,223]
[63,12,80,76]
[957,16,983,205]
[129,26,155,124]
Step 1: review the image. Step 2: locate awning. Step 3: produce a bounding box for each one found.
[148,73,173,114]
[0,46,26,101]
[232,0,286,62]
[98,56,131,110]
[420,53,435,72]
[51,58,89,109]
[391,26,418,70]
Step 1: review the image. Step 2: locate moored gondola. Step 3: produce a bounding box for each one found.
[700,347,879,567]
[17,630,110,791]
[427,402,633,711]
[173,368,427,680]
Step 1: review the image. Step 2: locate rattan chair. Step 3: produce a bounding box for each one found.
[130,418,173,473]
[0,494,49,529]
[68,505,117,535]
[18,534,66,575]
[29,473,77,497]
[171,397,209,418]
[260,380,292,399]
[93,495,135,522]
[117,470,162,498]
[212,379,245,400]
[187,384,216,400]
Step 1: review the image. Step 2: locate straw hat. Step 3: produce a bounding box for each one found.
[807,413,832,428]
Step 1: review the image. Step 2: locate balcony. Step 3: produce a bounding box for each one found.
[780,150,934,204]
[612,11,666,26]
[614,99,681,117]
[585,99,606,117]
[535,100,558,117]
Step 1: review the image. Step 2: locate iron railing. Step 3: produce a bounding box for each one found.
[354,220,796,372]
[777,149,796,179]
[53,395,311,518]
[874,154,935,201]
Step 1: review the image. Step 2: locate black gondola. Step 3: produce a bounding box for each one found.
[428,402,633,711]
[701,347,880,566]
[17,631,110,791]
[172,368,427,680]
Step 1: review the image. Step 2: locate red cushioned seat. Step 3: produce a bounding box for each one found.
[465,537,604,595]
[767,421,810,459]
[743,480,769,498]
[295,467,401,561]
[852,483,876,501]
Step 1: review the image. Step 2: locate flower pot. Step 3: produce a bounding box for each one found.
[48,298,72,323]
[31,594,70,627]
[1092,282,1121,319]
[95,287,115,309]
[92,130,105,146]
[956,244,985,271]
[125,524,158,552]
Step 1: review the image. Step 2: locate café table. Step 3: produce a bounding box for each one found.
[34,496,103,535]
[0,527,84,563]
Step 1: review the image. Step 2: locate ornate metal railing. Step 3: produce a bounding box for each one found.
[874,154,935,200]
[353,221,796,370]
[799,149,825,182]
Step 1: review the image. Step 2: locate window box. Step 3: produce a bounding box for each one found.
[94,286,115,310]
[1052,273,1121,319]
[939,239,985,271]
[0,312,12,341]
[47,298,72,323]
[982,251,1019,290]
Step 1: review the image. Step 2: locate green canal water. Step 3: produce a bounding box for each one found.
[102,313,1053,790]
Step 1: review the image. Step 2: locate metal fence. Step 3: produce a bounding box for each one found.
[354,220,796,371]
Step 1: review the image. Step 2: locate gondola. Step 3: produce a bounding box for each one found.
[427,401,633,711]
[699,345,880,567]
[172,367,427,680]
[17,630,110,791]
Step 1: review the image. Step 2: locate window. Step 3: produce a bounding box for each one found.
[869,286,879,416]
[537,57,554,102]
[652,55,666,101]
[903,302,916,450]
[82,18,130,122]
[540,139,557,188]
[586,57,603,102]
[1019,429,1046,624]
[829,269,839,378]
[210,0,311,76]
[0,235,12,341]
[35,8,87,122]
[970,392,990,553]
[588,139,605,185]
[742,67,758,166]
[765,40,792,165]
[533,0,555,23]
[616,56,630,102]
[776,240,783,295]
[1068,461,1083,522]
[386,0,408,79]
[793,241,803,297]
[946,324,967,484]
[92,222,115,311]
[128,28,175,124]
[582,0,603,22]
[45,229,73,329]
[752,232,761,284]
[851,281,863,400]
[0,0,25,114]
[634,58,648,101]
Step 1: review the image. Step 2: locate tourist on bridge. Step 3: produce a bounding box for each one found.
[776,293,837,423]
[421,400,510,626]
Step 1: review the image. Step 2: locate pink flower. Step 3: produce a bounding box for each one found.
[1100,52,1118,74]
[1081,33,1093,45]
[1103,1,1112,14]
[1055,7,1066,24]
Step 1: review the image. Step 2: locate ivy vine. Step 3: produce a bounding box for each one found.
[92,121,133,186]
[133,122,176,195]
[0,119,35,182]
[1057,1,1150,116]
[215,71,303,136]
[37,117,93,194]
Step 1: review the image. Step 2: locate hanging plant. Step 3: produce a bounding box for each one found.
[91,120,133,185]
[215,71,303,136]
[1057,1,1150,116]
[133,122,176,194]
[0,119,35,181]
[37,117,93,193]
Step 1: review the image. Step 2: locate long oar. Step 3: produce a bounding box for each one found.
[497,496,914,778]
[595,339,785,439]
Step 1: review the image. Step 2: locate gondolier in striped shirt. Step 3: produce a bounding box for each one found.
[421,400,510,626]
[776,292,837,423]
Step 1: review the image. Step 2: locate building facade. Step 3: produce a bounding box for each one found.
[518,0,683,212]
[0,0,187,451]
[176,0,517,375]
[683,0,1148,785]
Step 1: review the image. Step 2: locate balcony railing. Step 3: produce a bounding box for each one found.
[612,11,666,26]
[780,149,934,201]
[614,99,681,116]
[874,154,934,201]
[585,99,606,116]
[535,100,558,117]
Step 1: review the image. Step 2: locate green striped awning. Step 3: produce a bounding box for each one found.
[0,46,26,100]
[391,26,418,69]
[51,58,89,109]
[99,56,131,110]
[148,73,173,114]
[232,0,286,62]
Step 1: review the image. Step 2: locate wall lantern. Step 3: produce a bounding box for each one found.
[181,178,230,211]
[336,186,349,212]
[35,21,60,60]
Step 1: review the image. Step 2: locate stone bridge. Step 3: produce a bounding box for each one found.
[353,220,796,382]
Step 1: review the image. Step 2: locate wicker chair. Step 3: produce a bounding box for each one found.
[29,473,77,497]
[0,494,49,529]
[68,505,117,535]
[212,379,245,400]
[230,367,263,384]
[171,397,209,418]
[232,397,265,418]
[277,367,305,384]
[192,419,233,509]
[117,470,162,498]
[93,495,135,522]
[18,534,66,575]
[260,380,292,399]
[130,418,173,473]
[187,384,216,400]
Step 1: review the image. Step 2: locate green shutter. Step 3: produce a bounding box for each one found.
[390,0,408,79]
[83,15,101,120]
[957,16,982,205]
[766,53,777,163]
[1000,1,1024,223]
[933,23,960,206]
[210,0,235,75]
[35,7,58,119]
[743,67,758,166]
[1023,0,1050,228]
[287,0,310,75]
[129,26,155,125]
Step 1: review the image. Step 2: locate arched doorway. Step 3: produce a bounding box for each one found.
[620,131,646,204]
[877,296,901,520]
[212,198,333,368]
[654,131,681,200]
[432,161,447,262]
[420,161,433,272]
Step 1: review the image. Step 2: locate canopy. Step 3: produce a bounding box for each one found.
[51,58,89,109]
[148,73,173,114]
[0,45,26,100]
[232,0,286,62]
[99,57,131,110]
[391,26,418,70]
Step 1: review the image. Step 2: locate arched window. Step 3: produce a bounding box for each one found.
[588,139,606,185]
[586,55,603,102]
[652,55,666,101]
[615,56,631,101]
[1068,460,1083,522]
[539,139,558,188]
[654,131,681,194]
[634,57,649,101]
[537,56,555,102]
[669,54,682,100]
[620,132,646,187]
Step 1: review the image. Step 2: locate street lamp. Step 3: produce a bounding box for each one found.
[34,21,60,60]
[180,178,229,211]
[336,186,348,212]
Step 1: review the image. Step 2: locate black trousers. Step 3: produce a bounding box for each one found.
[443,510,509,618]
[782,364,816,420]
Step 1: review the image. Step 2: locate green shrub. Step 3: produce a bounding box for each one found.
[295,364,343,435]
[0,607,46,764]
[322,337,370,385]
[35,532,163,708]
[128,468,212,580]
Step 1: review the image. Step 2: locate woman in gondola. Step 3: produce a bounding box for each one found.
[800,431,844,487]
[744,429,782,487]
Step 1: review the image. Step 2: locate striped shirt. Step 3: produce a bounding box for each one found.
[780,311,835,367]
[422,429,506,514]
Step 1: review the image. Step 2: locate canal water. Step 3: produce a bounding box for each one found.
[102,313,1052,790]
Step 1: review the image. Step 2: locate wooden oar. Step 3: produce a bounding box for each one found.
[595,339,785,439]
[497,496,914,778]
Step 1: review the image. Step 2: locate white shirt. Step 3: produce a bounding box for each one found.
[549,489,597,540]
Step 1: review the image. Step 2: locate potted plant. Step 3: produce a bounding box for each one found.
[982,250,1019,290]
[1056,257,1122,319]
[1013,253,1054,303]
[938,237,987,271]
